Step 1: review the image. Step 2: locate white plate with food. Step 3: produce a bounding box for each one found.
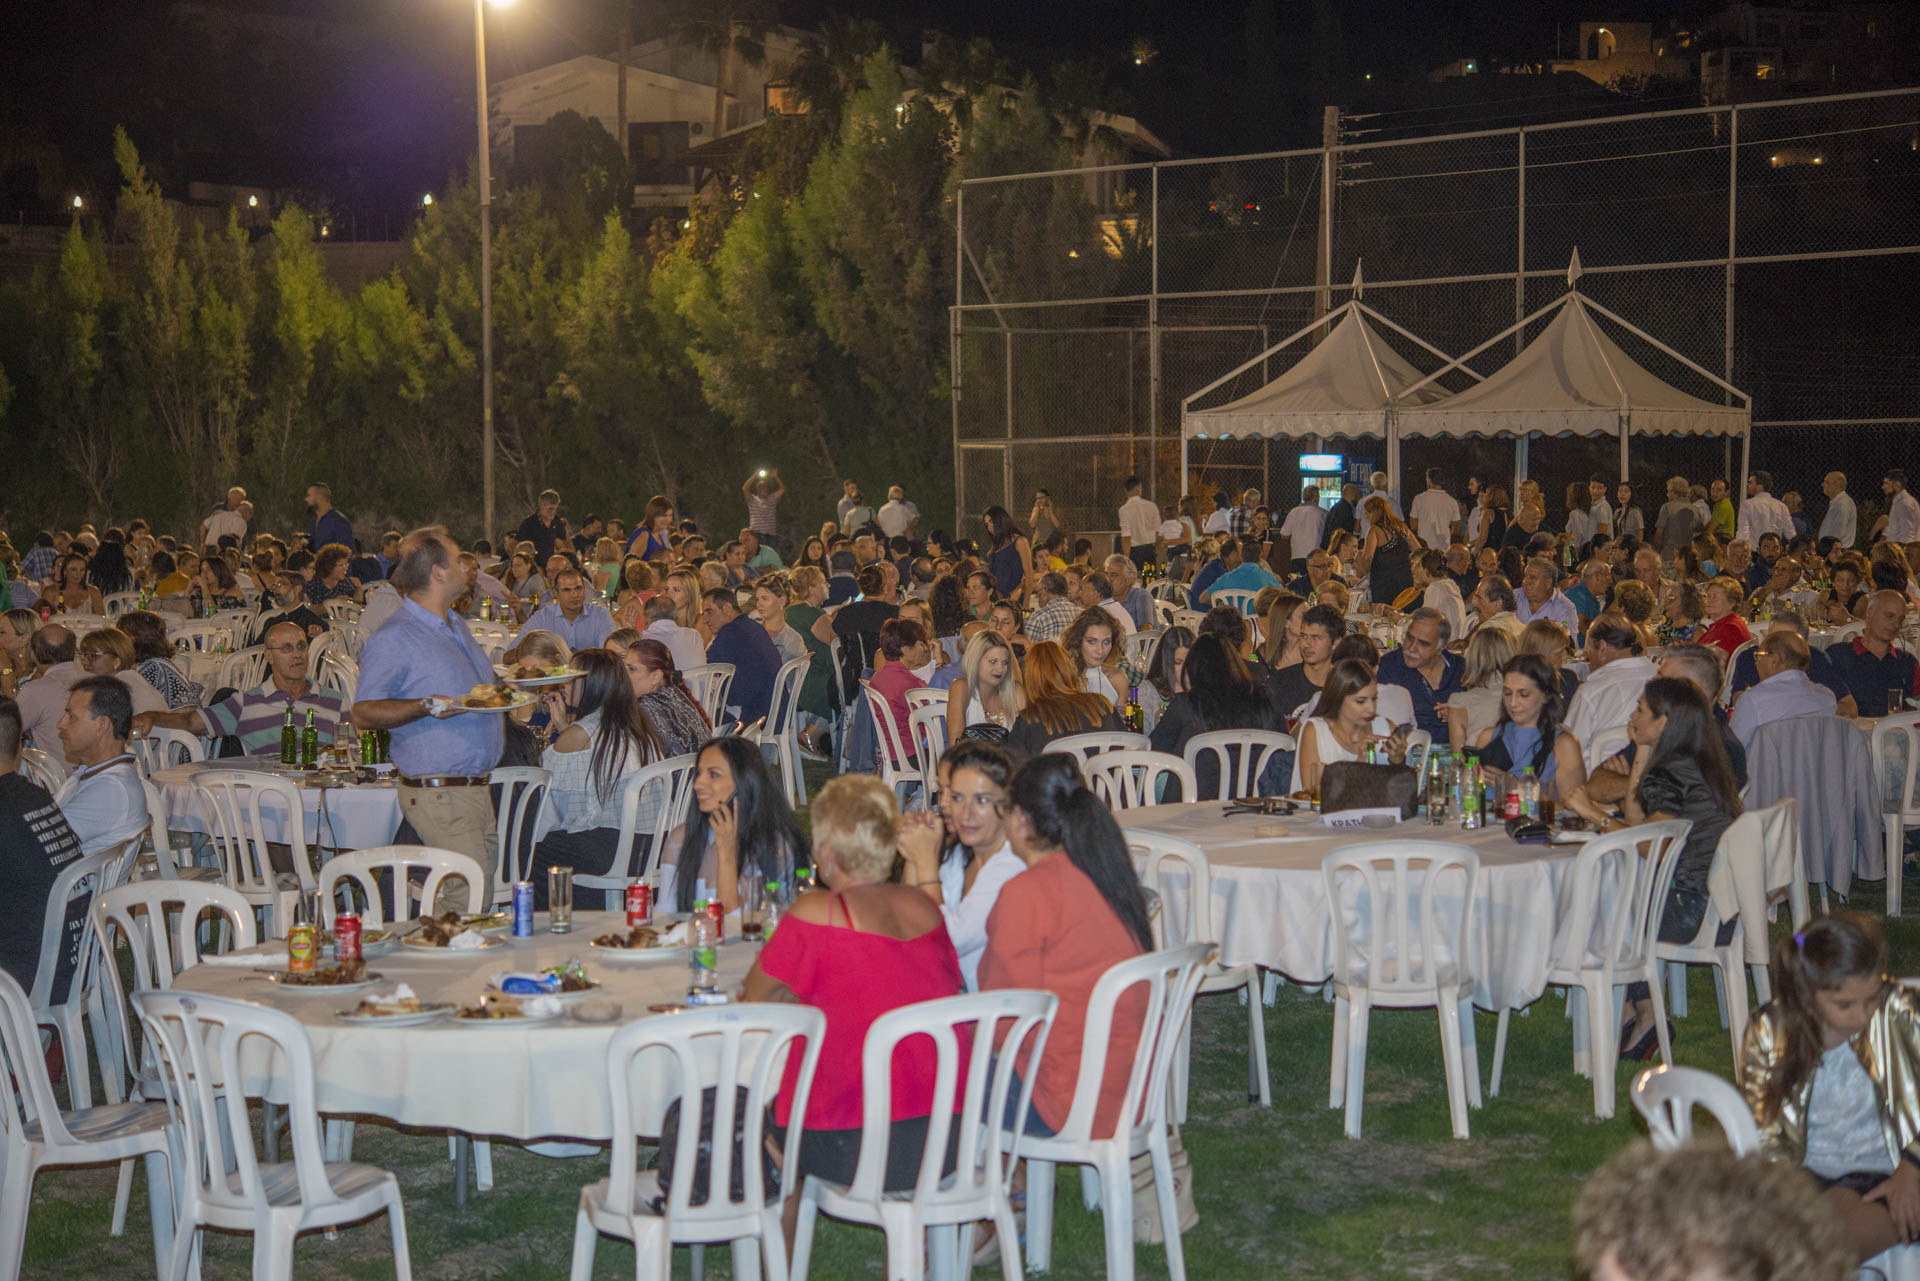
[265,967,384,994]
[494,663,584,688]
[589,926,687,962]
[486,973,603,1002]
[401,932,507,953]
[338,999,456,1026]
[448,998,563,1026]
[451,685,537,713]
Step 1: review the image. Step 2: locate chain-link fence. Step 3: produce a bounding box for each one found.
[952,86,1920,543]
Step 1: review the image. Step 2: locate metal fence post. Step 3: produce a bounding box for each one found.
[1150,163,1161,503]
[952,186,964,534]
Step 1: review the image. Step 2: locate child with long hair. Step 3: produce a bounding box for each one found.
[1739,913,1920,1262]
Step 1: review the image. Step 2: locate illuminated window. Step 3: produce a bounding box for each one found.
[1756,61,1775,79]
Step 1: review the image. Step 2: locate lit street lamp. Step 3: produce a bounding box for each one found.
[475,0,512,543]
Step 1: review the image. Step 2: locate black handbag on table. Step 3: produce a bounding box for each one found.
[1318,761,1419,820]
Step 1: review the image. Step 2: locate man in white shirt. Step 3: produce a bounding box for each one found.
[1280,488,1327,572]
[1563,615,1657,755]
[1878,468,1920,546]
[1074,571,1135,636]
[1729,630,1837,748]
[1817,471,1857,548]
[640,595,707,674]
[1733,470,1795,547]
[1466,575,1525,641]
[1356,472,1402,537]
[1406,470,1462,549]
[54,676,148,853]
[1201,491,1233,536]
[1587,477,1614,538]
[200,486,249,552]
[875,486,920,540]
[1116,475,1161,570]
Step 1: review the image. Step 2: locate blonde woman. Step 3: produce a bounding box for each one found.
[663,566,704,633]
[1255,591,1308,670]
[945,628,1025,741]
[591,537,623,596]
[1446,625,1514,752]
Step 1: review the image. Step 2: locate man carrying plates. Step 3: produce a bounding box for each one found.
[353,526,503,911]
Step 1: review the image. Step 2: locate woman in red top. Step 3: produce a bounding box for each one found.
[978,752,1154,1140]
[868,617,931,761]
[1697,575,1754,657]
[744,774,966,1223]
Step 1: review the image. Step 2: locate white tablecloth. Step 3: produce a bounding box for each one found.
[155,757,403,852]
[1116,802,1579,1012]
[174,912,759,1140]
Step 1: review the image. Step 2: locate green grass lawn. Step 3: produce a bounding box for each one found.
[23,875,1917,1280]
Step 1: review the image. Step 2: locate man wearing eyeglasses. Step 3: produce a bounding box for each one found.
[131,621,346,756]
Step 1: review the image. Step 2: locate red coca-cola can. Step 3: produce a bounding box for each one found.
[625,882,652,927]
[334,912,362,962]
[1503,789,1522,821]
[706,897,724,942]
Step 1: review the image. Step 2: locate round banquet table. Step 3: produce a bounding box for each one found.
[173,912,760,1141]
[1115,802,1582,1013]
[155,756,403,852]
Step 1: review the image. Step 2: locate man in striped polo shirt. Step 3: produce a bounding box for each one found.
[132,621,346,755]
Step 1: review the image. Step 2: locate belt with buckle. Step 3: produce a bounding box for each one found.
[398,775,491,789]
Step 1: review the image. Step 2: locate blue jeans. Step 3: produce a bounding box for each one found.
[1001,1067,1056,1138]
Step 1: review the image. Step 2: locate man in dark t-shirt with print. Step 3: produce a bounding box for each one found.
[0,697,85,990]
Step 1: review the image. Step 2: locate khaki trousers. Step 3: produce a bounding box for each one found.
[398,784,494,915]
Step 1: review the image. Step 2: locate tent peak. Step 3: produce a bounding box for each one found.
[1349,261,1364,300]
[1567,247,1583,288]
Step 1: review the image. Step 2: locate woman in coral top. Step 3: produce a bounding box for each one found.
[743,774,967,1224]
[978,752,1154,1140]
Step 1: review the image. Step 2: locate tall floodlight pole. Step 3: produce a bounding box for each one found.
[476,0,508,546]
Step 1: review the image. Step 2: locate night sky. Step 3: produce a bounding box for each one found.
[0,0,1693,217]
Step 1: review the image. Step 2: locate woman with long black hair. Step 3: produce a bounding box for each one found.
[1148,632,1274,798]
[982,506,1034,602]
[530,648,667,908]
[1469,653,1586,800]
[1565,677,1743,1060]
[978,753,1152,1139]
[661,735,806,914]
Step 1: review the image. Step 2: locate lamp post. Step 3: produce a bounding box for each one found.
[475,0,510,549]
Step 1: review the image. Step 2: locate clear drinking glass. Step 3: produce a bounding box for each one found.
[548,866,573,933]
[1891,689,1905,715]
[739,877,766,942]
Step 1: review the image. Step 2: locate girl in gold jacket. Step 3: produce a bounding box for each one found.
[1738,913,1920,1262]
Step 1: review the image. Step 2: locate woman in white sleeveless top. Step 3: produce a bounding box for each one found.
[1291,657,1406,795]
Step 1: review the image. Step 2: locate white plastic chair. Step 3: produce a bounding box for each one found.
[1871,713,1920,918]
[1753,797,1810,984]
[170,621,233,654]
[1209,587,1259,616]
[1323,841,1482,1139]
[1403,728,1434,778]
[1654,831,1748,1066]
[0,968,176,1281]
[1123,630,1162,670]
[323,599,362,624]
[1050,731,1151,760]
[27,847,117,1111]
[91,880,256,1235]
[61,611,112,637]
[1012,943,1212,1281]
[1583,723,1632,773]
[570,1004,825,1281]
[321,650,360,703]
[1630,1064,1762,1153]
[21,745,66,792]
[318,846,486,929]
[759,654,811,809]
[578,753,700,904]
[908,702,950,783]
[208,606,258,642]
[306,628,338,671]
[682,662,736,726]
[791,991,1058,1281]
[217,644,269,692]
[1181,729,1291,800]
[489,766,552,908]
[131,726,205,777]
[134,989,414,1281]
[102,590,140,618]
[1081,749,1196,810]
[1720,638,1757,705]
[190,769,318,937]
[1489,820,1693,1119]
[903,686,947,714]
[1133,832,1269,1120]
[862,680,925,809]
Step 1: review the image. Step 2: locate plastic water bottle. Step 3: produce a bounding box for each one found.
[687,900,721,1004]
[1460,763,1483,830]
[1519,766,1541,820]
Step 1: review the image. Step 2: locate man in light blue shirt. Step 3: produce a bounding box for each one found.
[512,566,614,652]
[1730,630,1838,748]
[1202,543,1282,603]
[1514,558,1580,635]
[354,528,504,908]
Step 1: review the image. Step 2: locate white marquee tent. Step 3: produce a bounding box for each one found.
[1395,251,1753,485]
[1179,269,1477,497]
